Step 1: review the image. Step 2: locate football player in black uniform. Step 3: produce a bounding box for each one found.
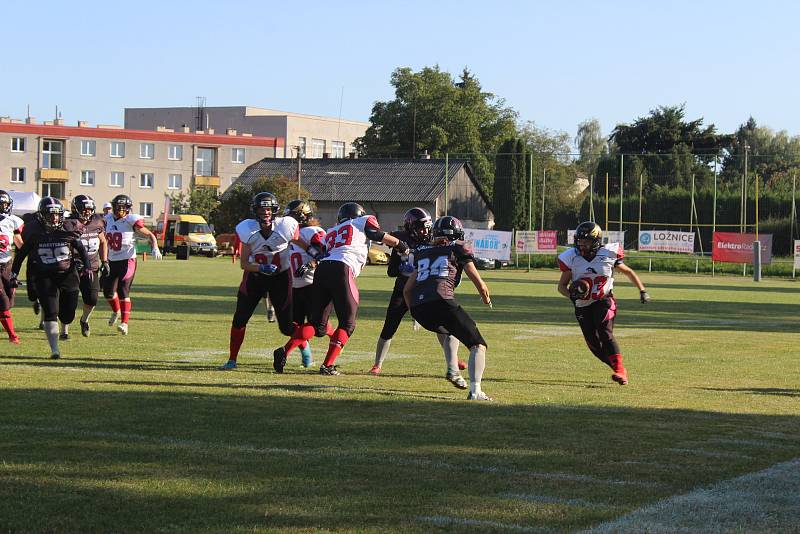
[68,195,109,338]
[11,198,92,359]
[403,216,493,400]
[369,208,465,385]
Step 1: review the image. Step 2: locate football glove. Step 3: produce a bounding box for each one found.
[395,240,409,255]
[308,245,327,261]
[294,262,312,278]
[8,272,20,289]
[399,261,415,275]
[80,267,94,281]
[100,261,111,278]
[151,247,163,261]
[569,279,591,303]
[259,263,278,275]
[640,290,651,304]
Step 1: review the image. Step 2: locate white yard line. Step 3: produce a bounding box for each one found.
[581,458,800,534]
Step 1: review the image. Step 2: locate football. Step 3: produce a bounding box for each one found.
[569,279,592,300]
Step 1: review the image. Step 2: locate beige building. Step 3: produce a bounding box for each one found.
[0,118,280,222]
[124,106,368,160]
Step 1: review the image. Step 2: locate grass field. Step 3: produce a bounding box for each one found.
[1,258,798,533]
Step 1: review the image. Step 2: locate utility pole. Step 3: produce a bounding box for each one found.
[295,146,303,196]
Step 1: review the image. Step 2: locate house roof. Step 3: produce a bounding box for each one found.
[232,158,491,206]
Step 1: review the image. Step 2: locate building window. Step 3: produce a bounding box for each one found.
[80,140,96,157]
[298,137,306,157]
[332,141,345,158]
[139,143,154,159]
[139,173,154,188]
[80,170,96,186]
[230,176,238,185]
[139,202,153,218]
[11,168,25,183]
[42,139,64,169]
[311,138,325,158]
[195,147,215,176]
[232,147,245,164]
[11,137,26,152]
[110,171,124,188]
[168,174,182,190]
[110,141,125,158]
[168,144,183,161]
[42,181,65,199]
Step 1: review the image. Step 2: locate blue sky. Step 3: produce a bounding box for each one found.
[2,0,798,143]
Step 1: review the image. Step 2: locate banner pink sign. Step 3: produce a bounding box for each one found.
[536,230,558,253]
[712,232,772,264]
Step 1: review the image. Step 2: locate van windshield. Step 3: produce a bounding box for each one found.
[187,223,212,234]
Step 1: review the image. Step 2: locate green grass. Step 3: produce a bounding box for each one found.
[1,258,798,532]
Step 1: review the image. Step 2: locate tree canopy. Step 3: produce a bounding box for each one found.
[210,176,311,234]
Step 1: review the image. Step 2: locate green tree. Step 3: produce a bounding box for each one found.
[575,118,607,176]
[353,66,517,196]
[210,176,311,234]
[169,187,220,222]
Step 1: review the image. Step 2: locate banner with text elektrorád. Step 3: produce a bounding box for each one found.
[712,232,772,264]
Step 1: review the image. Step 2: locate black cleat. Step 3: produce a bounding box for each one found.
[50,352,60,360]
[80,320,90,337]
[273,346,287,373]
[319,364,341,376]
[59,333,69,341]
[33,302,40,315]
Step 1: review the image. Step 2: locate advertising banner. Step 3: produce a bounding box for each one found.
[515,231,558,254]
[568,229,625,248]
[712,232,773,264]
[638,230,695,253]
[463,228,512,261]
[795,240,800,269]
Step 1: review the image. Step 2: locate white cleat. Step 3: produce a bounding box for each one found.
[467,391,493,401]
[108,311,120,326]
[117,323,128,335]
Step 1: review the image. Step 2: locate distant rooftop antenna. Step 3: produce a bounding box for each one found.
[194,96,206,131]
[336,87,344,141]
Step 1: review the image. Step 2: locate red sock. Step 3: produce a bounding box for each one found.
[324,322,334,337]
[323,328,350,367]
[0,310,17,339]
[120,300,132,324]
[108,296,121,313]
[229,326,246,361]
[609,354,624,372]
[283,323,315,353]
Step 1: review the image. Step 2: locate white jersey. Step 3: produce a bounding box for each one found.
[235,216,299,272]
[288,225,325,288]
[0,214,24,264]
[105,213,144,261]
[558,243,624,307]
[321,215,380,278]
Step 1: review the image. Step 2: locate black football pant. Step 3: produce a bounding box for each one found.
[410,299,486,348]
[310,261,358,337]
[379,280,408,340]
[232,269,293,335]
[292,285,314,325]
[79,267,101,307]
[35,269,80,323]
[102,258,136,300]
[574,296,620,366]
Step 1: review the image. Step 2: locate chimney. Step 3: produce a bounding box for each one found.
[348,152,357,159]
[25,116,36,124]
[54,118,65,126]
[322,152,330,159]
[78,120,88,127]
[182,126,191,133]
[207,128,214,135]
[226,128,237,136]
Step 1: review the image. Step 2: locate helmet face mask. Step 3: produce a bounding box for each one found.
[337,202,365,223]
[285,200,313,227]
[111,194,133,219]
[404,207,433,244]
[251,192,279,226]
[71,195,96,222]
[574,221,602,259]
[38,197,65,231]
[0,190,12,216]
[432,216,464,243]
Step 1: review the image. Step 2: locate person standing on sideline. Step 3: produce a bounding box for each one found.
[369,207,465,384]
[278,202,409,376]
[0,191,23,343]
[11,197,92,359]
[103,194,162,335]
[403,216,493,400]
[102,203,112,216]
[219,192,299,371]
[68,195,109,338]
[557,221,651,386]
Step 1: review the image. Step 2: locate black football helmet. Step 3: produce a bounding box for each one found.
[111,194,133,217]
[403,207,433,244]
[0,190,12,215]
[251,192,279,226]
[38,197,65,230]
[432,216,464,242]
[284,199,313,227]
[71,194,96,222]
[574,221,602,259]
[337,202,365,223]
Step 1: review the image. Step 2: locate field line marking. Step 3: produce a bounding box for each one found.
[580,457,800,533]
[1,424,658,487]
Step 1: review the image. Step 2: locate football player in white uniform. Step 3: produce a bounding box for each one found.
[557,221,650,385]
[219,192,300,371]
[277,202,409,376]
[103,194,162,335]
[0,190,24,343]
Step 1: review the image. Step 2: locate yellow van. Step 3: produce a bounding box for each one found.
[156,214,218,257]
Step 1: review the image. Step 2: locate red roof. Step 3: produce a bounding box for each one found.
[0,122,283,148]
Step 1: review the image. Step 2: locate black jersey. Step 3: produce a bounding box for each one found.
[12,219,88,275]
[69,213,106,270]
[410,240,474,306]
